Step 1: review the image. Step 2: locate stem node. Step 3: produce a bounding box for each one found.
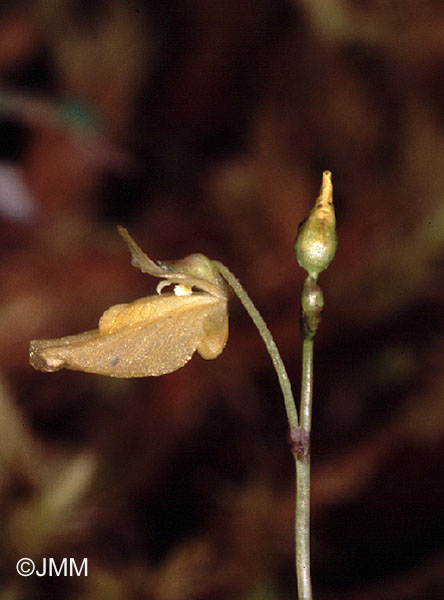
[289,427,311,463]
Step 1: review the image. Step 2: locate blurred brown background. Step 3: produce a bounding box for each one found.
[1,1,444,598]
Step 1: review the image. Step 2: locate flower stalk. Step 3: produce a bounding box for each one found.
[292,170,337,599]
[214,261,299,431]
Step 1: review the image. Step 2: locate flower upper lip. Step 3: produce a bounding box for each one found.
[117,225,227,299]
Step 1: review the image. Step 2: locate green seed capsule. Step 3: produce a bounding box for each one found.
[294,171,337,279]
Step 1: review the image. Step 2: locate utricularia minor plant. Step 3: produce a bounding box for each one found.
[30,171,337,599]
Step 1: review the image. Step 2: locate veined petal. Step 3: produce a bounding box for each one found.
[30,293,228,377]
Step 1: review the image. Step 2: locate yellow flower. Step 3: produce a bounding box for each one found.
[29,227,229,377]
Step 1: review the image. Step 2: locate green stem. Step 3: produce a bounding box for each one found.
[215,261,314,598]
[300,338,314,432]
[295,337,314,599]
[213,261,298,430]
[293,170,336,599]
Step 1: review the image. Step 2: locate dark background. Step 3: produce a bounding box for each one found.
[1,1,444,598]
